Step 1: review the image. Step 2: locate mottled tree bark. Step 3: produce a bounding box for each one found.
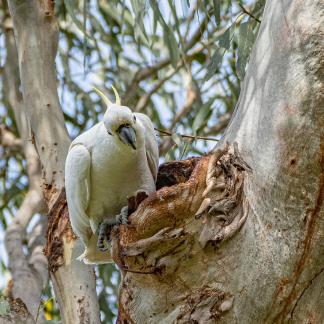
[6,1,100,323]
[114,0,324,323]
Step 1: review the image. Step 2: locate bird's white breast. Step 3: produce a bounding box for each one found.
[79,122,155,231]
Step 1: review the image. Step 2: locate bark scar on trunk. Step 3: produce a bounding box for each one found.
[113,143,251,272]
[0,297,35,324]
[176,286,234,323]
[114,143,251,322]
[44,188,76,273]
[112,156,208,274]
[196,142,252,247]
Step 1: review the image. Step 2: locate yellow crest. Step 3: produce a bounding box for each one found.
[93,85,121,106]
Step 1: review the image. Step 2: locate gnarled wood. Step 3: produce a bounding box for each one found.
[113,149,250,323]
[114,0,324,322]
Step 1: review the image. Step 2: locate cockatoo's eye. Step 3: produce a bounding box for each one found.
[133,115,136,123]
[107,130,112,136]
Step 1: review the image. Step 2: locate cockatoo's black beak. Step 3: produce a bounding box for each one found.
[118,125,136,150]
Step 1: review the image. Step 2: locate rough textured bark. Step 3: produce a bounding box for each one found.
[6,1,100,323]
[0,298,36,324]
[114,0,324,323]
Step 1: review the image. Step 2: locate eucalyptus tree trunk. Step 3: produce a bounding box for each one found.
[3,0,323,323]
[6,1,100,323]
[114,0,324,323]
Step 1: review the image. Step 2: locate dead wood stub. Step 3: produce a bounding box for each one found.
[118,227,191,275]
[196,143,251,248]
[115,144,251,269]
[44,188,76,273]
[116,145,250,321]
[115,156,209,246]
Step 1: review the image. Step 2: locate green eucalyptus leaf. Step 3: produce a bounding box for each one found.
[172,133,182,147]
[218,23,234,49]
[192,99,214,135]
[100,2,135,27]
[130,0,150,45]
[179,140,191,160]
[205,47,224,81]
[164,28,180,68]
[65,0,94,41]
[236,20,255,80]
[149,0,180,67]
[252,0,266,16]
[213,0,221,26]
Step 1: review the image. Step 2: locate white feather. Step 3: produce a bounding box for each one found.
[65,106,159,264]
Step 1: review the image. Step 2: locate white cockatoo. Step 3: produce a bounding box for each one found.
[65,87,159,264]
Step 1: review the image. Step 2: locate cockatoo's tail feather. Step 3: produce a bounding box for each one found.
[76,234,113,264]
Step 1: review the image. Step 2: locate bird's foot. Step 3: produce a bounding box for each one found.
[116,206,129,225]
[97,219,116,252]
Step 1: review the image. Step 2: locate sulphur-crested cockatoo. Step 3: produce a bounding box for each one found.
[65,87,159,264]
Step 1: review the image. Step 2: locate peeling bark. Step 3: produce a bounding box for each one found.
[0,297,35,324]
[113,146,250,323]
[44,189,75,273]
[114,0,324,322]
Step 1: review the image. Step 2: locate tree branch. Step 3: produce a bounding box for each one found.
[7,0,70,190]
[6,2,100,322]
[159,78,202,155]
[238,4,261,24]
[3,13,47,320]
[156,128,219,141]
[123,13,209,106]
[134,67,180,112]
[204,112,231,136]
[0,125,23,153]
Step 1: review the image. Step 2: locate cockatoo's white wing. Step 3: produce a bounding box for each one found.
[65,144,91,245]
[65,140,114,264]
[136,113,159,181]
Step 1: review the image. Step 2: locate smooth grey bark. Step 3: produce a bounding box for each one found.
[2,17,47,322]
[6,1,100,323]
[114,0,324,323]
[222,0,324,321]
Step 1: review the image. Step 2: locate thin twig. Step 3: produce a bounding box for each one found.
[123,13,210,106]
[154,128,219,142]
[238,4,261,23]
[135,66,181,112]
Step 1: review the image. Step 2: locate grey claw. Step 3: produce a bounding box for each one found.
[97,220,113,251]
[116,206,129,225]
